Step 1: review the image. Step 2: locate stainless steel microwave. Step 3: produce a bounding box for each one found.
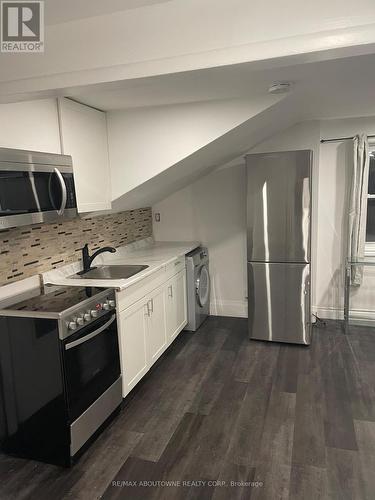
[0,148,77,230]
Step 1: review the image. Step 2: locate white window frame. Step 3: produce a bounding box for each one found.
[365,145,375,256]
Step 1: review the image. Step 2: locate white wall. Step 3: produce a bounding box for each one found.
[153,164,248,317]
[153,121,320,317]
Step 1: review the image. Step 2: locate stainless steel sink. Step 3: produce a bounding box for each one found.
[75,264,149,280]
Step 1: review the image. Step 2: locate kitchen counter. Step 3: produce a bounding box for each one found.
[42,240,200,291]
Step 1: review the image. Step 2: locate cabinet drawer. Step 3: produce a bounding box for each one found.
[117,266,166,311]
[166,257,186,280]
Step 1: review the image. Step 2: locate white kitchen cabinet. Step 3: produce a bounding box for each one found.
[0,99,61,153]
[118,298,149,396]
[117,261,188,398]
[58,98,111,213]
[165,269,187,343]
[146,285,167,367]
[119,284,167,397]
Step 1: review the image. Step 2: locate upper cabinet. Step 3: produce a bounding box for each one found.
[58,98,111,213]
[0,99,61,153]
[0,97,112,215]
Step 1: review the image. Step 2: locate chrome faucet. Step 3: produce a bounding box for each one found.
[81,243,116,274]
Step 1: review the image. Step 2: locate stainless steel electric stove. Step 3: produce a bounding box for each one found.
[0,285,122,466]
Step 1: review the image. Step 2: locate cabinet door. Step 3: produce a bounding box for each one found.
[146,286,167,367]
[166,269,187,343]
[0,99,61,153]
[58,98,111,213]
[118,299,148,397]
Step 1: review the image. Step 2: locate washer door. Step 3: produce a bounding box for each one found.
[196,265,210,307]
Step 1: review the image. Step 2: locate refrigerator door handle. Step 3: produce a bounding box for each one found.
[302,275,311,343]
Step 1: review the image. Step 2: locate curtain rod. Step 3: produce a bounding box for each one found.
[320,134,375,144]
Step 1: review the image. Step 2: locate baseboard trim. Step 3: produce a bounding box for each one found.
[313,306,344,320]
[347,309,375,326]
[210,303,375,323]
[314,306,375,325]
[210,300,247,318]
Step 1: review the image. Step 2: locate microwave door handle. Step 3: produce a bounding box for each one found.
[65,314,116,350]
[54,167,67,216]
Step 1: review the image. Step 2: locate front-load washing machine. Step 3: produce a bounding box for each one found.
[184,246,210,331]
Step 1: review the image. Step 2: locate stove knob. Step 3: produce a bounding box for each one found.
[91,309,99,318]
[77,317,84,326]
[84,312,91,322]
[68,321,77,330]
[108,300,115,308]
[103,302,110,310]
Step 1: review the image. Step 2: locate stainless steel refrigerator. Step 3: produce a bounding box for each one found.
[246,150,312,345]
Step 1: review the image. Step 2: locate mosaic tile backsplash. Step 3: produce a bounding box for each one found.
[0,208,152,286]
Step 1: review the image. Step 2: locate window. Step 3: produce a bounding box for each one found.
[365,149,375,254]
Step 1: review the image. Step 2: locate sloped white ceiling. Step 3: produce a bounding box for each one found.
[70,52,375,115]
[105,50,375,210]
[108,94,284,200]
[110,94,300,210]
[45,0,171,25]
[1,0,375,102]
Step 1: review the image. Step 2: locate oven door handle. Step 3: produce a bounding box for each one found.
[54,167,67,216]
[65,314,116,350]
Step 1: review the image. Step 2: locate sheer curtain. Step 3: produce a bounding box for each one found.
[348,133,369,285]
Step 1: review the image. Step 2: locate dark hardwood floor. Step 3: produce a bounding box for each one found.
[1,317,375,499]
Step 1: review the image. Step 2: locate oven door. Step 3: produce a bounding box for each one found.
[0,166,77,229]
[62,311,121,422]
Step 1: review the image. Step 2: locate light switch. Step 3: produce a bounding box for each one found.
[154,212,161,222]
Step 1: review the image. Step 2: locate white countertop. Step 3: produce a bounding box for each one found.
[42,240,200,291]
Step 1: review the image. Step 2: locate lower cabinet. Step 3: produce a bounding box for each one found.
[165,269,187,343]
[146,285,167,367]
[118,267,187,397]
[118,299,149,396]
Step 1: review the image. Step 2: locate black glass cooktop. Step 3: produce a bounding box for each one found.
[4,286,107,314]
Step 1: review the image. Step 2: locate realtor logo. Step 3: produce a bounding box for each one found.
[1,1,44,52]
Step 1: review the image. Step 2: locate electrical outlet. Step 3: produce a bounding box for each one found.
[154,212,161,222]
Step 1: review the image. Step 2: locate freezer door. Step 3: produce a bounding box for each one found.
[246,150,311,263]
[248,262,311,345]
